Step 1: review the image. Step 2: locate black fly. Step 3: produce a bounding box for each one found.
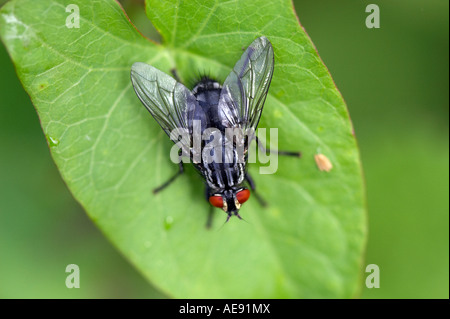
[130,37,300,226]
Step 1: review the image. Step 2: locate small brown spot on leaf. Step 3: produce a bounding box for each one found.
[315,154,333,172]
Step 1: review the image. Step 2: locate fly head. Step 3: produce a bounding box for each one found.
[208,187,251,221]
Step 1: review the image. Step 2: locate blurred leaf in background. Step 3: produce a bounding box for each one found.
[293,0,449,298]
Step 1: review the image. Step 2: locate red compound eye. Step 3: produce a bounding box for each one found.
[236,189,250,204]
[209,195,224,208]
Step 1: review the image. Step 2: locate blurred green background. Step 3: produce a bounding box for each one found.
[0,0,448,298]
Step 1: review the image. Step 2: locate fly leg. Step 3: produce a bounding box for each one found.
[171,68,183,83]
[205,185,214,229]
[245,172,267,207]
[153,161,184,194]
[206,206,214,229]
[255,136,302,157]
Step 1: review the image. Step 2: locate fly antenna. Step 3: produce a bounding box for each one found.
[235,212,250,224]
[217,214,232,231]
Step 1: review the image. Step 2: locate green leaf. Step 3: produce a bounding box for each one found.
[0,0,366,298]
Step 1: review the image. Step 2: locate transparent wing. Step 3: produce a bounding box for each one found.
[131,62,208,155]
[217,36,274,133]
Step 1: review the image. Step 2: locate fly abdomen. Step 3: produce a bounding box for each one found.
[199,144,246,190]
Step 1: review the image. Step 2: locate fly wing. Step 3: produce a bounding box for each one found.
[131,62,208,156]
[217,36,274,135]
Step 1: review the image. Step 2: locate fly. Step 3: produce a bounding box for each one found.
[130,36,301,226]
